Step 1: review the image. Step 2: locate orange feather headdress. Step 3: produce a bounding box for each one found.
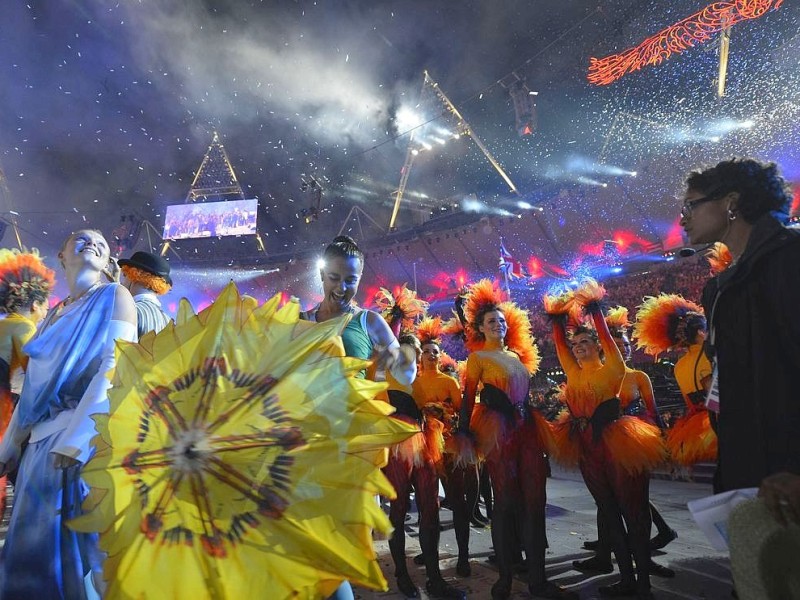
[705,242,733,275]
[632,294,706,355]
[416,315,443,346]
[461,279,540,373]
[0,248,56,313]
[605,305,630,336]
[374,284,429,336]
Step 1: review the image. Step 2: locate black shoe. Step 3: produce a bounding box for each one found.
[456,557,471,577]
[491,578,512,600]
[649,560,675,578]
[470,516,487,528]
[473,509,489,523]
[572,557,614,574]
[598,581,638,597]
[529,581,579,599]
[413,552,425,565]
[426,577,466,600]
[650,528,677,551]
[583,539,600,551]
[396,573,419,598]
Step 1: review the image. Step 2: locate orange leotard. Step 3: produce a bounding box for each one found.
[667,342,717,465]
[551,311,665,473]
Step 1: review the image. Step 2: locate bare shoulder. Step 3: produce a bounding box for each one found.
[363,308,393,340]
[111,283,137,321]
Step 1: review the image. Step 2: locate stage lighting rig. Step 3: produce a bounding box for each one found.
[499,73,538,137]
[299,174,325,225]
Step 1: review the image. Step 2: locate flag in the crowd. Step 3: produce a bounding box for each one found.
[499,239,525,279]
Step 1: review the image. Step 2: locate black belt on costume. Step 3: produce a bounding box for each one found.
[388,390,422,422]
[570,397,622,444]
[480,383,528,422]
[686,390,706,407]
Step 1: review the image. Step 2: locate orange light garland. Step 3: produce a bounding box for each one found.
[588,0,783,85]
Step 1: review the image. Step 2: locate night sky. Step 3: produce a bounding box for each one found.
[1,0,798,306]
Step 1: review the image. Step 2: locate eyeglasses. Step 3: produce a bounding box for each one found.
[680,192,723,219]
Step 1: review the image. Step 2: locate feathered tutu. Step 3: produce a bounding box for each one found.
[666,410,718,464]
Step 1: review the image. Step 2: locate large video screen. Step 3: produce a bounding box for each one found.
[162,199,258,240]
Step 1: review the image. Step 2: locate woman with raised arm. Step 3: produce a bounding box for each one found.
[575,306,676,580]
[0,229,137,598]
[458,280,573,600]
[546,281,665,600]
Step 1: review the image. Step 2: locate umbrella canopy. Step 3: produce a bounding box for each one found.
[72,283,417,599]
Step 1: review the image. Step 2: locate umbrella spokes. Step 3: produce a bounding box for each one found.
[78,285,420,598]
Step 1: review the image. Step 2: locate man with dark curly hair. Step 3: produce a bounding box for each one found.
[679,158,800,498]
[117,250,172,337]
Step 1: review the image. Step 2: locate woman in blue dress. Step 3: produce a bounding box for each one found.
[0,229,137,599]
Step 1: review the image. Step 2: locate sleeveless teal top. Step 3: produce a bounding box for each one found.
[302,307,373,378]
[342,311,373,377]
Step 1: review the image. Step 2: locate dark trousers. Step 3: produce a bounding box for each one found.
[384,453,443,581]
[578,432,651,592]
[484,418,549,588]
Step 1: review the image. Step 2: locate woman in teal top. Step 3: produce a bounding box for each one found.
[302,235,415,599]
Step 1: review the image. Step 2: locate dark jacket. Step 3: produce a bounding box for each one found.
[702,213,800,491]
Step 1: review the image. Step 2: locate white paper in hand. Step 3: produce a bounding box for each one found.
[687,488,758,551]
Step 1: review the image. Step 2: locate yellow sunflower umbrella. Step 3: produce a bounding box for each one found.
[72,283,417,600]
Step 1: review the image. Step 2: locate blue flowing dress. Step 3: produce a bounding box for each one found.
[0,283,132,599]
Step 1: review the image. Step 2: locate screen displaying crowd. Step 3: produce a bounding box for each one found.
[162,199,258,240]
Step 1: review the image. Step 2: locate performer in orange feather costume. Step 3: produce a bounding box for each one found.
[377,290,465,600]
[575,306,677,578]
[458,280,573,600]
[0,249,54,517]
[412,316,477,579]
[633,294,717,467]
[546,281,665,599]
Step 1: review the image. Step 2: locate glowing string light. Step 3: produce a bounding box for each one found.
[587,0,783,86]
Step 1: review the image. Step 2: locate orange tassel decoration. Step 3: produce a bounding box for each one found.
[666,410,718,465]
[542,289,576,317]
[572,277,607,309]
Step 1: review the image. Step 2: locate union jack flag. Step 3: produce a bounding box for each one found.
[499,239,525,279]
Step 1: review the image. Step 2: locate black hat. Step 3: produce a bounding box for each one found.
[118,251,172,286]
